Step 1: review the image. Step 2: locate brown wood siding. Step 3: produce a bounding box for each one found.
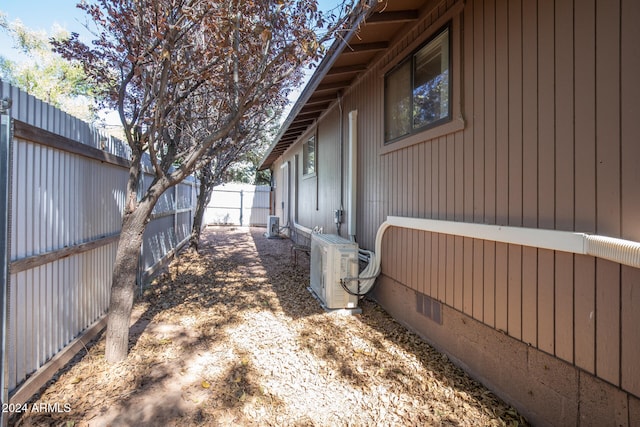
[596,259,620,386]
[536,0,555,356]
[494,242,507,333]
[520,0,538,348]
[621,0,640,243]
[620,0,640,399]
[506,0,523,342]
[621,266,640,397]
[554,0,575,365]
[267,0,638,403]
[596,0,621,239]
[333,0,640,400]
[494,0,509,334]
[573,0,597,375]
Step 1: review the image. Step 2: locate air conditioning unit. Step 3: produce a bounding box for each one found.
[310,234,359,309]
[267,215,279,238]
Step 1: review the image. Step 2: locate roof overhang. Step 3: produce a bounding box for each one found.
[259,0,432,171]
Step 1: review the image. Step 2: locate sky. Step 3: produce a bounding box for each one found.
[0,0,342,123]
[0,1,93,61]
[0,1,89,33]
[0,0,343,61]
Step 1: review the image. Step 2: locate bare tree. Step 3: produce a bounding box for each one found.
[189,109,276,251]
[55,0,362,362]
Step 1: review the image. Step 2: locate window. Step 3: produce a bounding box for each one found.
[303,135,316,176]
[385,25,450,143]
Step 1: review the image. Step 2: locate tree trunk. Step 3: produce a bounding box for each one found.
[104,196,156,363]
[189,192,207,251]
[189,169,215,251]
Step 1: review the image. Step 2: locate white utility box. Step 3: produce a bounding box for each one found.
[309,233,359,309]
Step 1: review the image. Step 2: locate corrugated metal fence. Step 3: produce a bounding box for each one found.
[141,174,198,283]
[0,81,198,405]
[205,183,271,226]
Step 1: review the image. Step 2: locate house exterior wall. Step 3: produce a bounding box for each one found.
[276,109,345,234]
[271,0,640,424]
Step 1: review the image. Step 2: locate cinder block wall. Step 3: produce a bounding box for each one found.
[373,276,640,426]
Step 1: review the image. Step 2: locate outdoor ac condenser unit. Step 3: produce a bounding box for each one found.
[267,216,279,238]
[310,234,359,309]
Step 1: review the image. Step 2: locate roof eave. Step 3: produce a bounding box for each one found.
[258,1,376,171]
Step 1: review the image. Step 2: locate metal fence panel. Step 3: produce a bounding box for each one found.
[140,174,197,281]
[205,183,271,226]
[0,81,131,159]
[1,103,12,410]
[142,215,176,272]
[248,186,271,226]
[176,210,192,243]
[8,135,127,392]
[11,139,127,261]
[7,243,117,389]
[2,81,199,398]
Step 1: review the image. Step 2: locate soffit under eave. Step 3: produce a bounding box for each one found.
[259,0,428,171]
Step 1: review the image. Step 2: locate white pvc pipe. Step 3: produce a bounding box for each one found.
[347,110,358,240]
[383,216,588,254]
[293,220,313,236]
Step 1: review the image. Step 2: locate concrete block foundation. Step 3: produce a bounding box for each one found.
[372,275,640,426]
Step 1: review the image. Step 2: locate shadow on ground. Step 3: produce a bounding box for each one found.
[13,225,527,426]
[249,226,528,425]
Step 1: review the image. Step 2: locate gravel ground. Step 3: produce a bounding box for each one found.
[14,226,528,426]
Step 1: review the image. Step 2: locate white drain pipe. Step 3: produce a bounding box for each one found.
[354,216,640,293]
[347,110,358,242]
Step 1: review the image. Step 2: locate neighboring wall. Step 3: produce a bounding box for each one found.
[205,183,271,227]
[1,81,198,402]
[140,173,198,282]
[274,109,343,234]
[275,0,640,424]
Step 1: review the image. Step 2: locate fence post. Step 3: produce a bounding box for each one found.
[0,98,13,427]
[174,185,178,249]
[239,190,244,226]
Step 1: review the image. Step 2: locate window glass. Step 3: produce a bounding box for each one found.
[384,25,450,143]
[413,28,449,129]
[303,135,315,176]
[384,60,412,141]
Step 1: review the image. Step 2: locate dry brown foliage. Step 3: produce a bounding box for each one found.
[14,226,528,427]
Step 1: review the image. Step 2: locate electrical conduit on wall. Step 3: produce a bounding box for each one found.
[353,216,640,294]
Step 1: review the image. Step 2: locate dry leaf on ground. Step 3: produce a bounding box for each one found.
[13,226,528,427]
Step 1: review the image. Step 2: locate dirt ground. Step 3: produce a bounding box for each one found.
[14,226,528,426]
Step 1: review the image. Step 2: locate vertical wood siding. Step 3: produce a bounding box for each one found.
[269,0,639,401]
[620,0,640,399]
[340,0,640,399]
